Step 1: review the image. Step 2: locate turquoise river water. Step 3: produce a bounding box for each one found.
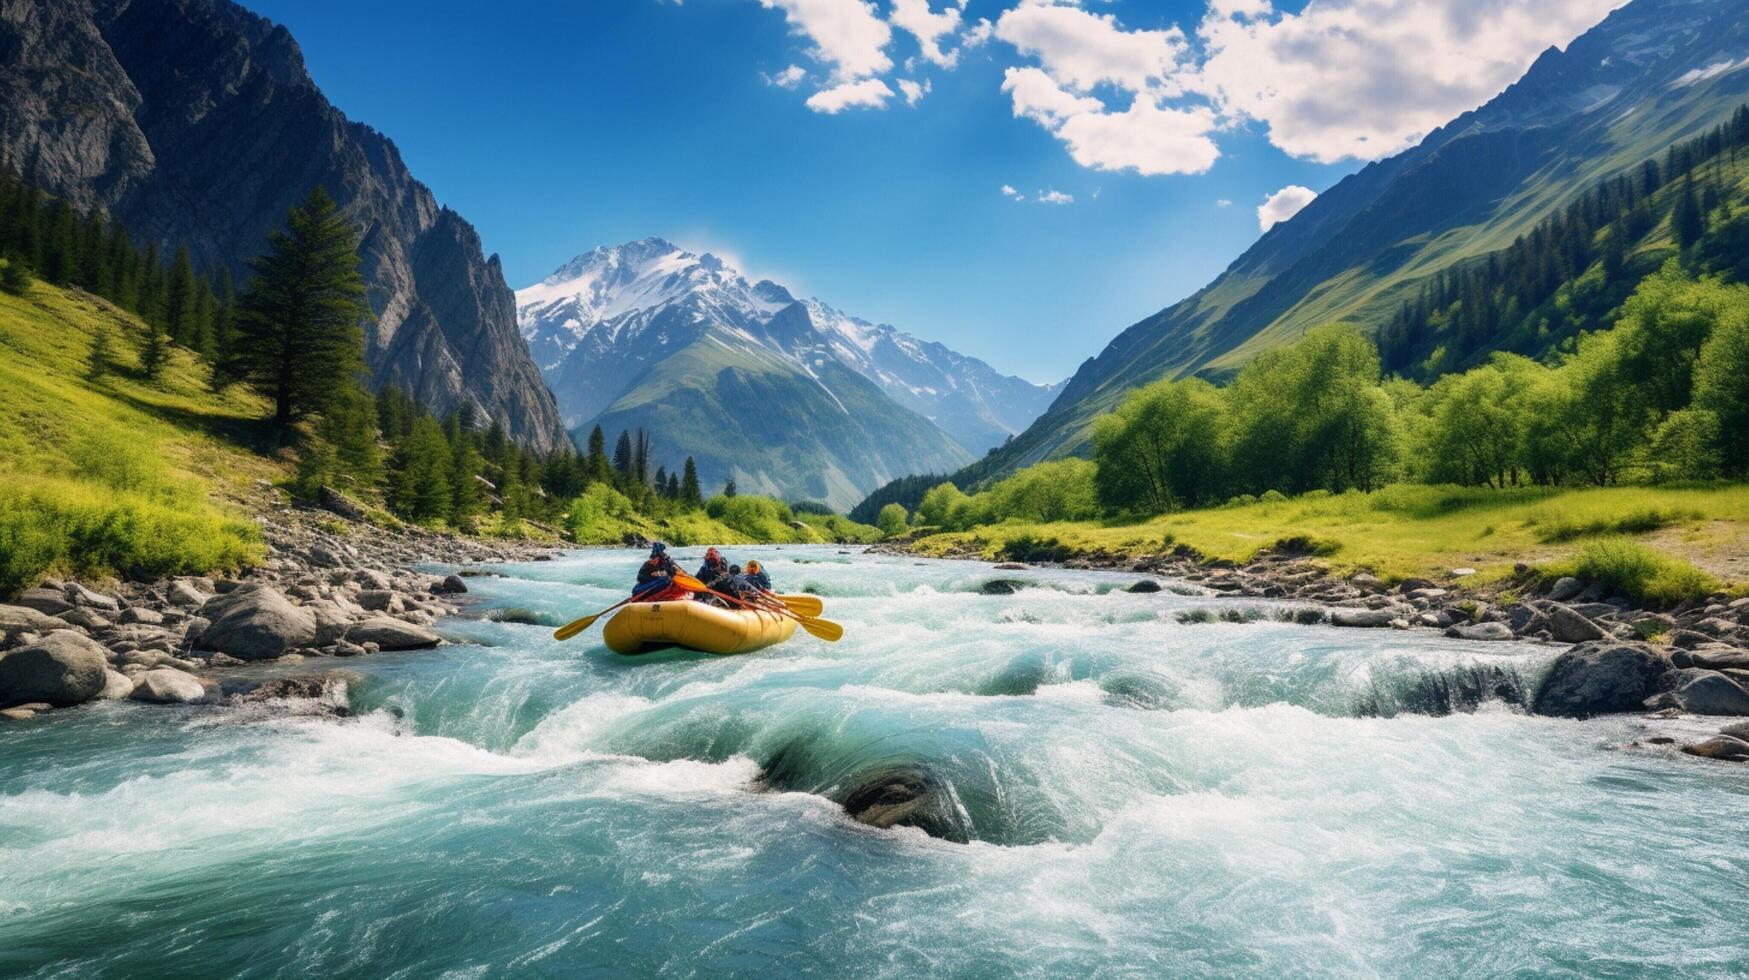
[3,546,1747,977]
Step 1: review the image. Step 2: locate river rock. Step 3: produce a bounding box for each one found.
[1646,671,1749,716]
[1548,577,1584,602]
[119,606,164,626]
[839,765,968,842]
[0,605,68,643]
[165,580,210,607]
[979,579,1026,596]
[1125,580,1162,594]
[357,590,405,613]
[14,587,73,616]
[1544,602,1607,643]
[194,584,318,660]
[433,574,468,595]
[1446,622,1514,641]
[64,583,120,611]
[1533,641,1670,718]
[96,669,134,700]
[129,668,211,704]
[0,630,110,707]
[344,616,440,650]
[354,568,394,591]
[1331,608,1396,628]
[1689,649,1749,671]
[57,607,112,631]
[1681,734,1749,761]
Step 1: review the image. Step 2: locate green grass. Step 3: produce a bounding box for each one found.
[0,281,272,594]
[911,483,1749,593]
[1546,537,1720,608]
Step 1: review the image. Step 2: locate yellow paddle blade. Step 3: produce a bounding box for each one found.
[672,572,708,591]
[792,613,843,643]
[552,613,601,642]
[772,593,823,617]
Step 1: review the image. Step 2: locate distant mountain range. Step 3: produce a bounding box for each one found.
[0,0,568,451]
[967,0,1749,483]
[517,238,1058,508]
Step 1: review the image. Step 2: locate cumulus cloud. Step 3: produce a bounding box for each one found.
[1216,198,1232,207]
[897,77,931,105]
[995,2,1192,94]
[1197,0,1627,163]
[890,0,963,68]
[757,0,892,81]
[805,77,895,112]
[764,64,808,88]
[1257,184,1317,231]
[1037,189,1074,204]
[1001,184,1024,199]
[1003,67,1217,175]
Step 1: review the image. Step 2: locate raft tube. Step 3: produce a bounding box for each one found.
[602,599,798,655]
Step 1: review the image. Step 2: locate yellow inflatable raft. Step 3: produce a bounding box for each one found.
[602,599,798,655]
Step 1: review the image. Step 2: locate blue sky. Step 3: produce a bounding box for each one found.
[241,0,1621,383]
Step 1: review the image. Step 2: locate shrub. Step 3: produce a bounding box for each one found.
[705,494,797,540]
[566,483,638,542]
[1554,537,1718,607]
[876,502,909,537]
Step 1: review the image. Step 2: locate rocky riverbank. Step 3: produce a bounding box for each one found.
[875,540,1749,761]
[0,490,558,721]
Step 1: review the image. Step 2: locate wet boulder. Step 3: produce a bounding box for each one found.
[839,765,970,843]
[1125,579,1162,594]
[979,579,1027,596]
[1446,621,1514,641]
[14,587,73,616]
[1681,734,1749,761]
[0,630,110,707]
[433,574,468,595]
[194,584,318,661]
[1331,608,1395,628]
[1645,670,1749,716]
[1533,641,1671,718]
[344,616,440,650]
[129,668,212,705]
[1543,602,1607,644]
[96,670,135,700]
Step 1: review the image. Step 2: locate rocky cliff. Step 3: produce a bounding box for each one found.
[0,0,567,450]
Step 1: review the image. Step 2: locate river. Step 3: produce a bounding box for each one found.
[3,546,1747,976]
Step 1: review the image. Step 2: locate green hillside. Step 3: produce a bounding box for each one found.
[0,276,272,593]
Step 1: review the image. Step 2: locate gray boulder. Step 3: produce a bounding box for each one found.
[1533,641,1671,718]
[1646,671,1749,716]
[1544,602,1607,643]
[1548,576,1584,601]
[57,607,112,631]
[344,616,440,650]
[14,587,72,616]
[0,630,110,707]
[119,607,164,626]
[434,574,469,595]
[96,669,135,700]
[194,584,317,661]
[1681,735,1749,761]
[165,580,210,607]
[1331,608,1396,628]
[64,583,120,611]
[0,604,67,641]
[129,668,211,704]
[1689,649,1749,671]
[1446,622,1514,641]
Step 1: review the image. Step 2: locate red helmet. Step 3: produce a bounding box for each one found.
[705,547,722,561]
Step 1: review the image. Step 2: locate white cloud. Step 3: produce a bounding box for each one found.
[1004,67,1218,175]
[962,17,994,48]
[757,0,892,81]
[1037,189,1074,204]
[765,64,808,88]
[890,0,962,68]
[1197,0,1627,163]
[805,77,895,112]
[1001,184,1024,199]
[995,2,1191,95]
[897,77,931,105]
[1257,184,1316,231]
[1216,198,1232,207]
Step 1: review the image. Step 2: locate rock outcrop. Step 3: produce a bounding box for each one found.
[0,631,110,707]
[1533,642,1671,718]
[0,0,566,450]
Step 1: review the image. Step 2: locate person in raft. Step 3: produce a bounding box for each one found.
[632,542,680,598]
[696,548,731,587]
[743,560,772,592]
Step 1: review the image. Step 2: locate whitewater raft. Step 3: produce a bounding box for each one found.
[602,599,798,656]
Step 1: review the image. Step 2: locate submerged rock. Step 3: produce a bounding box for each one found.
[979,579,1026,596]
[1645,671,1749,716]
[839,765,969,843]
[1681,734,1749,761]
[1533,641,1670,718]
[1125,580,1162,594]
[0,630,109,707]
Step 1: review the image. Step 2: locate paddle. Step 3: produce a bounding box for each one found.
[552,594,640,641]
[766,592,823,617]
[671,574,843,643]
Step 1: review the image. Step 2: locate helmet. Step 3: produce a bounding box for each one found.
[650,541,667,555]
[705,547,722,561]
[729,564,742,575]
[746,560,761,573]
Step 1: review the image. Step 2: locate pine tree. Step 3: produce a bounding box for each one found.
[230,188,371,435]
[17,183,43,270]
[43,200,77,284]
[137,241,164,329]
[86,326,115,381]
[612,430,633,476]
[163,246,197,346]
[585,424,609,481]
[139,316,168,380]
[667,472,680,498]
[0,253,28,296]
[653,465,668,495]
[681,456,701,505]
[723,477,737,498]
[386,415,452,522]
[191,280,216,360]
[77,212,108,295]
[106,223,136,312]
[1674,176,1705,250]
[633,429,650,483]
[211,265,235,368]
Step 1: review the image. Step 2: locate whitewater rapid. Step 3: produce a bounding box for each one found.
[3,547,1746,976]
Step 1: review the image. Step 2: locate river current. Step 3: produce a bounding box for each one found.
[3,546,1747,976]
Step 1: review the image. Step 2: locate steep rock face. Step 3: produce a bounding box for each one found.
[972,0,1749,479]
[518,238,1060,507]
[0,0,567,450]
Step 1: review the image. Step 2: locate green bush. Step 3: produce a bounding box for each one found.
[876,502,909,537]
[705,494,797,540]
[1553,537,1718,607]
[566,483,638,542]
[0,475,263,595]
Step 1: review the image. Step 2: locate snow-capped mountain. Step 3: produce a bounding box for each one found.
[516,239,1060,507]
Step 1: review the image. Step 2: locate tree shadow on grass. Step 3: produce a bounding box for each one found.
[105,386,279,454]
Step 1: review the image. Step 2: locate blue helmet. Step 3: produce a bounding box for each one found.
[650,541,667,555]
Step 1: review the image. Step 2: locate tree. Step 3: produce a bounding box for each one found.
[42,200,76,284]
[1693,301,1749,475]
[211,265,236,369]
[0,252,28,296]
[86,326,115,381]
[914,482,968,528]
[139,317,168,380]
[667,472,680,498]
[585,425,610,481]
[681,456,701,505]
[320,385,383,487]
[876,502,909,538]
[164,245,197,346]
[653,465,668,495]
[386,415,452,521]
[723,477,737,498]
[612,429,633,476]
[229,187,371,436]
[1674,176,1705,250]
[1091,377,1229,514]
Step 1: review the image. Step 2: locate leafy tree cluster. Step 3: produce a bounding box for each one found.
[0,168,235,377]
[1378,105,1749,377]
[848,472,951,525]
